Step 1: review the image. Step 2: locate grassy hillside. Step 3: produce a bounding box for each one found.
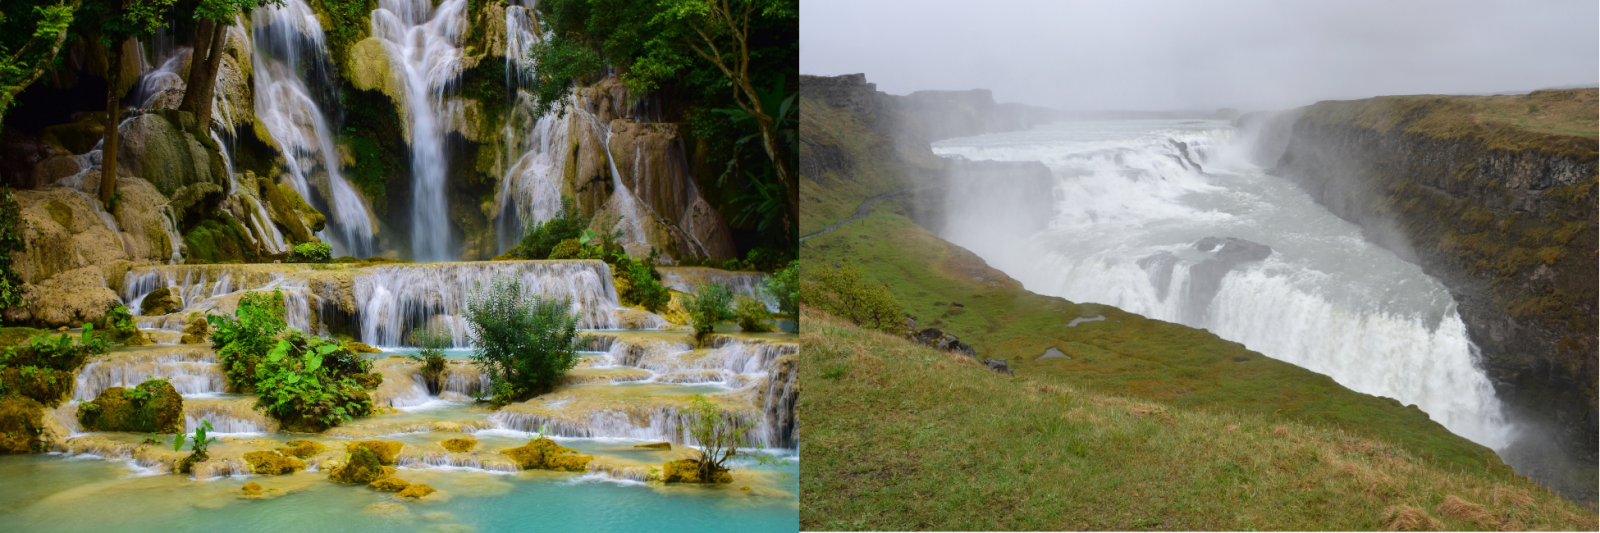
[798,96,944,237]
[1300,89,1598,159]
[803,206,1522,476]
[799,308,1597,530]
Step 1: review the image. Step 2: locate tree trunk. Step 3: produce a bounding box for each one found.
[179,20,227,132]
[99,40,124,207]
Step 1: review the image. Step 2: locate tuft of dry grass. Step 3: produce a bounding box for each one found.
[1436,495,1492,527]
[1383,506,1444,531]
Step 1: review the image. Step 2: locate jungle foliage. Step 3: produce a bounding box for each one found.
[464,277,582,405]
[684,282,732,344]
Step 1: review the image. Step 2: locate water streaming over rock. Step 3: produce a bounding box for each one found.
[252,0,377,257]
[371,0,469,261]
[932,120,1514,450]
[74,347,226,401]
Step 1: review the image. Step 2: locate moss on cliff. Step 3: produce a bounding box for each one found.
[1300,89,1598,161]
[183,217,257,264]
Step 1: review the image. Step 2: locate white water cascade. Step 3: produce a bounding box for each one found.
[251,0,377,257]
[932,120,1515,450]
[371,0,469,261]
[494,5,569,251]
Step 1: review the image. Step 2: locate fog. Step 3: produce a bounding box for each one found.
[800,0,1599,111]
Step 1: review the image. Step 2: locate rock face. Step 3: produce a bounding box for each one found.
[140,287,183,315]
[76,380,184,433]
[1269,91,1598,467]
[501,437,592,471]
[116,111,227,198]
[11,267,124,329]
[1183,237,1273,323]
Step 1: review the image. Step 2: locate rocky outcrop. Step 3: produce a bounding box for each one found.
[1182,237,1273,323]
[76,379,184,433]
[661,457,732,484]
[905,319,977,359]
[139,286,183,315]
[243,450,307,475]
[10,267,123,329]
[500,437,592,471]
[115,110,227,198]
[1269,90,1598,466]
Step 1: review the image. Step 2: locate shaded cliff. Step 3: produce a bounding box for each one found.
[1267,90,1598,496]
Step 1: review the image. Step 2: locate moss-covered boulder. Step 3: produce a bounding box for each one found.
[0,367,76,406]
[344,341,381,354]
[501,437,592,472]
[439,438,477,453]
[181,313,210,344]
[139,287,184,316]
[38,114,107,155]
[168,182,226,230]
[278,439,326,458]
[116,111,226,198]
[348,440,403,465]
[634,442,671,450]
[76,379,183,433]
[243,450,307,475]
[396,483,436,499]
[367,476,410,492]
[328,447,395,484]
[257,177,314,244]
[240,482,264,496]
[661,458,732,484]
[12,267,123,330]
[0,396,49,453]
[183,217,257,263]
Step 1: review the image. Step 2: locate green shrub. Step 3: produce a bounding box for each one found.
[765,261,798,325]
[744,248,794,272]
[548,238,583,259]
[507,197,590,260]
[0,187,24,309]
[580,214,626,257]
[0,326,105,371]
[733,297,773,333]
[103,304,140,344]
[77,378,183,433]
[611,252,670,313]
[289,242,333,263]
[464,277,582,404]
[208,291,288,392]
[406,324,452,394]
[800,264,903,333]
[685,283,734,344]
[253,331,373,432]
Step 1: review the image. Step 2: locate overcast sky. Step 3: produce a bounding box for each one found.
[800,0,1599,111]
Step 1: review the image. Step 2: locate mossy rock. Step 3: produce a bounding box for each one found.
[0,396,48,454]
[500,437,592,472]
[278,439,326,458]
[240,482,264,496]
[348,440,404,465]
[633,442,671,450]
[116,111,226,198]
[167,183,226,230]
[243,450,306,475]
[76,379,183,433]
[180,313,210,344]
[367,476,410,492]
[177,451,207,474]
[344,341,381,353]
[0,367,76,406]
[139,287,184,316]
[39,114,106,155]
[183,217,256,264]
[257,177,314,243]
[439,438,477,453]
[352,372,383,389]
[396,483,436,499]
[661,458,732,484]
[328,447,395,484]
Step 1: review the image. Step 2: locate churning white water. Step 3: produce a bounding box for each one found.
[371,0,469,261]
[932,120,1514,449]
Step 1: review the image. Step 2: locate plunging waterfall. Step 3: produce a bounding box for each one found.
[251,0,377,258]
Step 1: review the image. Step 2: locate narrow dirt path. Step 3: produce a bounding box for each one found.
[799,191,908,243]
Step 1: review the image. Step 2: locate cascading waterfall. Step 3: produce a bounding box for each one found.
[932,120,1514,450]
[252,0,376,258]
[73,348,226,400]
[494,5,569,252]
[371,0,469,261]
[354,261,620,346]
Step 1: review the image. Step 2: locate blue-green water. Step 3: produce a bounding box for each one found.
[0,450,798,532]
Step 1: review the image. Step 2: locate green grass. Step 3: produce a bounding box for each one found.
[802,207,1514,477]
[798,97,944,236]
[1301,89,1599,160]
[799,308,1598,531]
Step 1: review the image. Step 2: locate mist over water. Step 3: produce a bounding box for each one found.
[933,120,1514,450]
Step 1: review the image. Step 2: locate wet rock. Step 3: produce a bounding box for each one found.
[116,111,225,197]
[439,438,477,453]
[661,458,732,484]
[633,442,671,451]
[240,482,264,496]
[347,440,404,465]
[1136,252,1179,301]
[168,182,226,230]
[396,483,437,499]
[983,359,1014,377]
[257,177,318,243]
[38,115,105,155]
[0,396,49,453]
[1185,237,1273,323]
[139,287,183,316]
[911,328,977,358]
[76,379,183,433]
[345,341,381,354]
[243,450,306,475]
[278,439,326,458]
[368,476,411,492]
[501,437,593,471]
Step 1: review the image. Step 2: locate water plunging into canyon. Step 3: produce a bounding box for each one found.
[932,120,1514,450]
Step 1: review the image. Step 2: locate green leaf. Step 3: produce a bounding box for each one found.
[268,340,290,362]
[174,434,185,452]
